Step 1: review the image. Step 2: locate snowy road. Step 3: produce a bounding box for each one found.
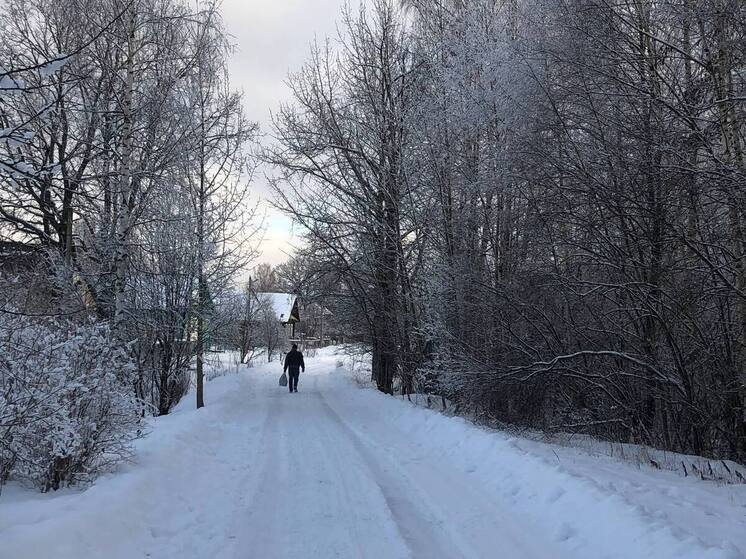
[232,373,555,559]
[1,349,744,559]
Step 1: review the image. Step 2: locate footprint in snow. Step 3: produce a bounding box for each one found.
[555,522,576,542]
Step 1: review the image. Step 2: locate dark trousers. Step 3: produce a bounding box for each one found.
[288,369,300,392]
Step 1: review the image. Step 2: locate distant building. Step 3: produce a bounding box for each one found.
[0,241,97,315]
[0,242,54,312]
[0,241,39,274]
[256,292,301,337]
[296,301,336,347]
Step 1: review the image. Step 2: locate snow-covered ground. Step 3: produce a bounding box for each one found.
[1,348,745,559]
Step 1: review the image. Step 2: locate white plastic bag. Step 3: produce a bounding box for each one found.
[279,372,288,387]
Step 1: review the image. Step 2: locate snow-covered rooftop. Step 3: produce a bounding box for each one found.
[257,292,299,323]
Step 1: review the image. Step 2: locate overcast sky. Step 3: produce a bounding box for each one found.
[220,0,346,267]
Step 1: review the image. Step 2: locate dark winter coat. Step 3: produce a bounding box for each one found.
[283,349,305,374]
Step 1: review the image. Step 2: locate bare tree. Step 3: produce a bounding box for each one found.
[270,0,746,462]
[184,1,258,408]
[269,0,421,394]
[0,0,261,490]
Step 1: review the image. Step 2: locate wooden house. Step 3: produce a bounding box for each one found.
[256,292,301,337]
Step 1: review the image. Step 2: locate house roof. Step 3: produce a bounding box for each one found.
[257,292,299,323]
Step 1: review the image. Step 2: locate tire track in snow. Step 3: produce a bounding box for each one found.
[317,379,567,559]
[232,373,408,559]
[231,368,563,559]
[230,379,287,558]
[313,387,468,559]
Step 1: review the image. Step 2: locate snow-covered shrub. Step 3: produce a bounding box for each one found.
[0,313,145,491]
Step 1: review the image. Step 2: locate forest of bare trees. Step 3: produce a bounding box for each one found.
[271,0,746,462]
[0,0,257,490]
[2,0,744,492]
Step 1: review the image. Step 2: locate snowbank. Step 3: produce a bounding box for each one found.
[0,359,267,559]
[323,348,746,558]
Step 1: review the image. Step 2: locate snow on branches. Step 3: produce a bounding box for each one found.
[0,314,146,492]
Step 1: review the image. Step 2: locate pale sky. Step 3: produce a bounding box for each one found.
[221,0,346,266]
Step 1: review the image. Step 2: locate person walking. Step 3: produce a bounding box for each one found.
[283,344,305,393]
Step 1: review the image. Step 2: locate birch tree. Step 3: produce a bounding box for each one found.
[184,2,257,408]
